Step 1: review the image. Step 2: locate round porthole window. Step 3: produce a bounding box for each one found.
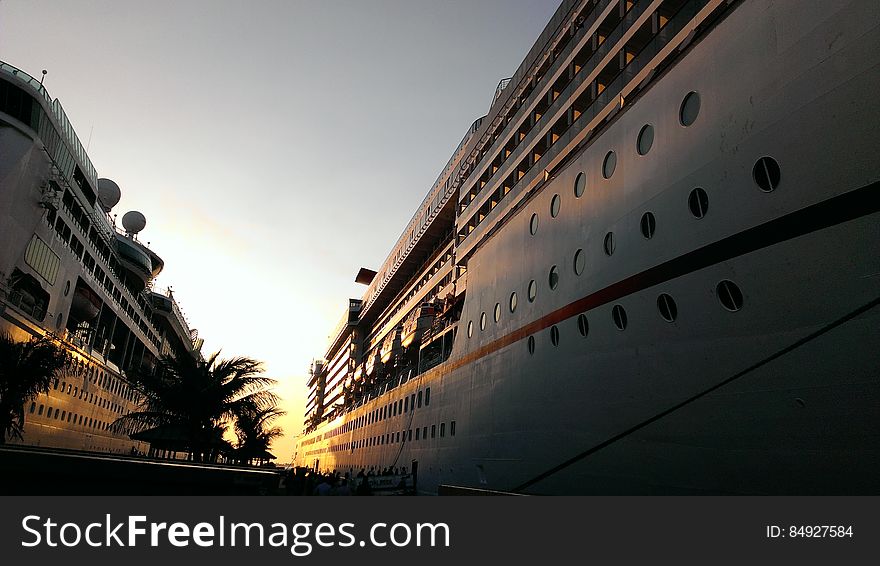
[467,321,473,337]
[637,124,654,155]
[612,304,628,330]
[494,303,501,323]
[530,213,539,235]
[550,194,561,218]
[680,91,700,126]
[528,280,537,302]
[688,187,709,218]
[64,280,71,296]
[577,314,589,337]
[527,335,535,355]
[657,293,677,322]
[602,150,617,179]
[549,265,559,290]
[753,156,780,192]
[574,172,586,198]
[509,292,518,313]
[717,280,744,312]
[603,232,615,256]
[480,312,487,331]
[640,212,656,239]
[550,325,560,346]
[573,248,585,276]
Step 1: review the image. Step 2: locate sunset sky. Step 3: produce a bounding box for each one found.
[0,0,559,460]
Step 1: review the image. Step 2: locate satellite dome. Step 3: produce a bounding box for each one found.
[121,210,147,234]
[96,178,121,211]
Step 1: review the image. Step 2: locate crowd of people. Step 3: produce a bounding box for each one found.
[281,466,412,496]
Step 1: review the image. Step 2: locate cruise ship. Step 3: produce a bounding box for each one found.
[0,61,204,453]
[298,0,880,494]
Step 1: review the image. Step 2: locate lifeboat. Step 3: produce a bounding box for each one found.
[70,282,101,321]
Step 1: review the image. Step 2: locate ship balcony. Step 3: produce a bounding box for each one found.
[114,234,152,289]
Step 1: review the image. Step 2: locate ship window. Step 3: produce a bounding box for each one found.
[640,212,656,239]
[574,172,586,198]
[451,421,456,436]
[550,194,561,218]
[717,280,744,312]
[573,249,585,275]
[418,391,423,407]
[527,335,535,355]
[425,387,431,406]
[54,408,60,419]
[423,426,428,438]
[408,429,412,441]
[753,157,780,192]
[440,423,446,437]
[549,266,559,290]
[688,188,709,218]
[603,232,615,256]
[480,312,487,331]
[29,402,35,414]
[411,393,415,410]
[612,304,628,330]
[637,124,654,155]
[416,428,420,440]
[467,321,473,338]
[680,91,700,126]
[64,280,71,296]
[60,410,66,420]
[509,292,518,313]
[602,151,616,179]
[530,213,539,235]
[38,404,44,416]
[528,280,537,302]
[550,325,560,346]
[431,425,437,439]
[657,293,677,322]
[404,397,408,413]
[573,313,589,338]
[399,399,403,414]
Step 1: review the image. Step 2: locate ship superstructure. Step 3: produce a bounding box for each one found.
[301,0,880,494]
[0,61,203,453]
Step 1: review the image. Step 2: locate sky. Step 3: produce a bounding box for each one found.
[0,0,560,461]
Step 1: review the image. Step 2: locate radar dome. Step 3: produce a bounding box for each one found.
[96,178,121,211]
[121,210,147,234]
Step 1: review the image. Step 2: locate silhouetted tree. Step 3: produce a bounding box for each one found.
[112,352,277,462]
[0,332,68,443]
[233,404,285,465]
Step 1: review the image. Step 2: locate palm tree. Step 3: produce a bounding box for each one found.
[233,404,285,466]
[0,332,68,443]
[112,351,278,462]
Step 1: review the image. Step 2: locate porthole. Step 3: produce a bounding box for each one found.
[717,280,744,312]
[688,187,709,218]
[509,292,518,313]
[602,150,617,179]
[550,325,560,346]
[657,293,678,322]
[467,321,473,337]
[753,156,780,192]
[640,212,656,239]
[574,172,586,198]
[603,232,615,256]
[480,312,487,331]
[680,91,700,126]
[612,304,628,330]
[577,314,589,337]
[573,248,585,276]
[550,194,561,218]
[64,280,71,296]
[637,124,654,155]
[549,265,559,290]
[527,335,535,355]
[56,312,63,329]
[528,280,537,302]
[530,213,539,235]
[494,303,501,323]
